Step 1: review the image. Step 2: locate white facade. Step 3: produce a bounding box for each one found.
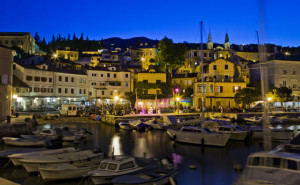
[87,69,131,101]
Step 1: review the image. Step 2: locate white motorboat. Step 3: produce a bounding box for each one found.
[9,147,76,166]
[235,151,300,185]
[211,115,232,122]
[38,127,84,141]
[244,116,262,123]
[20,150,104,173]
[144,119,166,130]
[215,125,247,141]
[39,158,104,181]
[129,120,143,128]
[2,137,45,147]
[249,125,294,140]
[118,122,132,130]
[167,126,230,147]
[88,155,155,185]
[112,159,177,185]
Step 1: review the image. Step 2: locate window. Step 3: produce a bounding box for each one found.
[84,89,86,94]
[90,92,92,96]
[108,163,117,170]
[287,160,297,170]
[220,86,223,93]
[225,64,228,70]
[143,80,148,83]
[71,77,74,82]
[188,80,192,85]
[194,52,197,57]
[58,88,61,93]
[293,84,297,88]
[224,75,229,79]
[101,74,103,77]
[79,78,82,83]
[48,88,53,93]
[252,157,260,166]
[65,88,68,94]
[65,77,68,82]
[34,87,40,92]
[79,89,82,94]
[283,81,286,87]
[71,89,74,94]
[26,76,33,81]
[282,70,287,74]
[83,78,86,83]
[293,71,296,75]
[119,161,134,170]
[34,77,40,81]
[204,53,207,57]
[102,91,104,95]
[197,84,206,93]
[114,74,116,78]
[41,88,46,93]
[125,74,129,78]
[213,65,217,70]
[49,78,52,82]
[156,80,161,84]
[41,77,47,82]
[100,162,108,169]
[125,82,128,86]
[107,73,110,77]
[59,76,62,81]
[272,158,281,168]
[210,84,213,93]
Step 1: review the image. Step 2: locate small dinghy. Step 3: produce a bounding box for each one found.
[9,147,76,166]
[39,158,104,182]
[20,149,104,173]
[119,122,133,130]
[0,148,45,167]
[2,137,45,147]
[112,158,178,185]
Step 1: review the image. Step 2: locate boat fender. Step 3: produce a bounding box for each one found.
[201,138,205,146]
[234,162,242,171]
[189,165,197,169]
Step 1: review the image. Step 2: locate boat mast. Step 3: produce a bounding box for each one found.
[200,21,205,119]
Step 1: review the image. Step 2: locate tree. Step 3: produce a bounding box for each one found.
[234,88,260,108]
[34,32,41,43]
[274,87,292,111]
[156,37,188,72]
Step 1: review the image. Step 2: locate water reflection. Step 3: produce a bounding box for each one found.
[108,134,123,156]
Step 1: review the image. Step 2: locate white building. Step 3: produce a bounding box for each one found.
[87,67,131,105]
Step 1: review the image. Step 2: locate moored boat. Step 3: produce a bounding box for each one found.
[112,158,178,185]
[119,122,133,130]
[20,149,104,173]
[38,158,104,182]
[2,137,45,147]
[235,151,300,184]
[88,155,155,185]
[167,126,230,147]
[215,125,247,141]
[9,147,76,166]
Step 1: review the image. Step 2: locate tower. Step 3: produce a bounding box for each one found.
[207,32,213,50]
[224,33,230,50]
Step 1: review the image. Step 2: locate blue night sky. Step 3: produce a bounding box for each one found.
[0,0,299,46]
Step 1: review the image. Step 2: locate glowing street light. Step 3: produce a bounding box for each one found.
[267,97,272,102]
[13,94,18,99]
[175,88,180,93]
[176,97,180,101]
[114,96,119,101]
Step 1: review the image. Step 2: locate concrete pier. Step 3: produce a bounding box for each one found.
[0,178,20,185]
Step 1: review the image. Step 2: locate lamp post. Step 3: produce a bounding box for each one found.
[114,96,119,115]
[176,97,180,114]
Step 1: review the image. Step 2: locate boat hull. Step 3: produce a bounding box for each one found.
[252,130,294,140]
[228,131,247,141]
[2,137,45,147]
[167,130,230,147]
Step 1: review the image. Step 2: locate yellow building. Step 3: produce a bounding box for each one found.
[193,58,247,109]
[135,69,166,94]
[172,73,197,90]
[140,48,157,70]
[56,47,79,61]
[0,32,35,54]
[82,51,100,55]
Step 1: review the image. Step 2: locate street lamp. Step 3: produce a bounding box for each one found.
[176,97,180,114]
[267,97,272,102]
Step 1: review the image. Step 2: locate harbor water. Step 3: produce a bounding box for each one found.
[0,122,297,185]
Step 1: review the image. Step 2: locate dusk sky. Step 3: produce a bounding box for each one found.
[1,0,299,46]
